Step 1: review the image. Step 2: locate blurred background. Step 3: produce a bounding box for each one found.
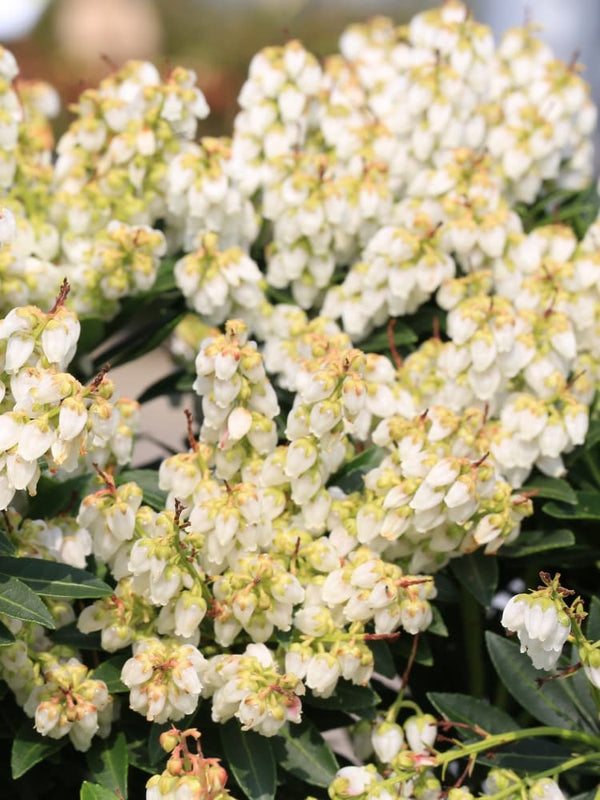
[2,0,599,464]
[2,0,600,138]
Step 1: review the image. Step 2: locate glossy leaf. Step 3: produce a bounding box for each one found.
[116,469,167,511]
[450,551,498,608]
[0,619,15,646]
[137,369,186,404]
[91,655,129,693]
[543,491,600,519]
[51,621,102,650]
[306,682,381,720]
[86,732,129,799]
[521,475,577,504]
[220,720,276,800]
[11,722,67,778]
[502,528,575,558]
[0,556,112,599]
[80,782,120,800]
[586,596,600,641]
[329,446,385,493]
[0,575,55,628]
[428,692,519,735]
[486,633,599,734]
[272,720,339,788]
[0,529,15,555]
[27,473,94,518]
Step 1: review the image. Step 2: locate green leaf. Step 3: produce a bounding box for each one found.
[0,575,55,628]
[428,605,449,637]
[0,557,112,599]
[543,491,600,519]
[502,529,575,558]
[146,258,177,296]
[11,721,67,779]
[0,619,15,646]
[272,720,339,788]
[137,369,186,404]
[0,529,15,555]
[360,322,417,354]
[450,551,498,608]
[329,446,385,493]
[80,782,120,800]
[86,732,129,799]
[51,620,102,650]
[93,308,185,370]
[368,639,397,679]
[116,469,166,511]
[586,596,600,642]
[306,682,381,720]
[483,738,571,772]
[219,720,276,800]
[26,473,94,518]
[428,692,519,735]
[521,475,577,504]
[91,654,129,693]
[486,633,599,733]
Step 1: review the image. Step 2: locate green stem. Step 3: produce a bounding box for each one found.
[485,752,600,800]
[460,586,484,698]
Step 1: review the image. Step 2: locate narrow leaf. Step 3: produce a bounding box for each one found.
[11,722,67,779]
[27,473,93,518]
[486,633,598,733]
[0,556,112,599]
[306,682,381,720]
[428,692,519,735]
[86,732,129,799]
[137,369,186,404]
[521,475,576,504]
[543,491,600,519]
[220,720,276,800]
[80,782,120,800]
[586,596,600,642]
[502,529,575,558]
[329,447,385,493]
[450,551,498,608]
[0,619,15,646]
[272,720,339,788]
[51,621,102,650]
[0,575,55,628]
[0,529,15,555]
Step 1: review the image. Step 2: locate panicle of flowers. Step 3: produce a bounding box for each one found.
[121,636,205,723]
[3,508,92,569]
[23,656,113,752]
[200,642,304,736]
[193,319,279,481]
[174,232,268,335]
[146,727,234,800]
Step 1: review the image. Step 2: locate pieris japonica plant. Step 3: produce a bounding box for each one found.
[2,2,600,798]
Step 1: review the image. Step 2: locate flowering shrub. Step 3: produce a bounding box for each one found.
[1,2,600,799]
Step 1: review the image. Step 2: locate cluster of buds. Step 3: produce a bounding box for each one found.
[193,320,279,480]
[166,136,257,253]
[147,728,234,800]
[121,636,205,723]
[263,152,392,309]
[321,550,436,634]
[210,552,304,646]
[0,47,22,190]
[52,60,209,236]
[174,232,267,332]
[65,221,167,319]
[369,713,437,764]
[0,288,137,508]
[201,643,304,736]
[4,510,92,569]
[23,657,113,752]
[501,574,572,671]
[231,40,322,193]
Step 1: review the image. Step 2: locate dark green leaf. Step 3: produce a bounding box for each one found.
[329,446,385,493]
[393,633,434,666]
[482,738,571,772]
[116,470,166,511]
[146,258,177,296]
[77,317,107,356]
[521,475,577,504]
[0,575,55,628]
[86,732,129,799]
[306,682,381,720]
[428,605,448,637]
[368,640,397,679]
[0,529,15,555]
[450,551,498,608]
[543,491,600,519]
[0,557,112,599]
[0,619,15,646]
[584,419,600,451]
[220,720,276,800]
[428,692,519,735]
[80,782,119,800]
[486,633,599,733]
[137,369,186,404]
[502,529,575,558]
[51,621,102,650]
[586,596,600,642]
[91,654,129,693]
[360,322,417,354]
[93,308,185,370]
[176,374,196,392]
[11,722,67,779]
[272,720,338,788]
[26,473,93,518]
